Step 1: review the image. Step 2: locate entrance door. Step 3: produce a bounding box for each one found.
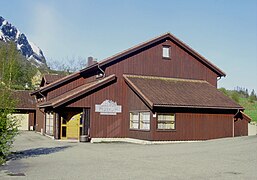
[67,113,80,139]
[61,112,82,140]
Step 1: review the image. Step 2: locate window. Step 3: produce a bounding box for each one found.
[162,46,170,58]
[140,112,150,130]
[157,114,175,130]
[45,112,54,135]
[130,112,139,129]
[130,111,150,130]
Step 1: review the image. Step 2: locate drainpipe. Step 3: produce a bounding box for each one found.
[97,64,106,78]
[232,117,235,137]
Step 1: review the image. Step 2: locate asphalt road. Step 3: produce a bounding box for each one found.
[0,131,257,180]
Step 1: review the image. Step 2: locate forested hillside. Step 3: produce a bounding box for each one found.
[0,41,38,90]
[0,41,70,89]
[219,87,257,122]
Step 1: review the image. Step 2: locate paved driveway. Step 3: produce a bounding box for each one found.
[0,132,257,180]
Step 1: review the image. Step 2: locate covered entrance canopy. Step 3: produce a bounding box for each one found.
[38,75,116,140]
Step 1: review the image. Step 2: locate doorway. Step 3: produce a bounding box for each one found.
[60,108,90,140]
[61,112,82,140]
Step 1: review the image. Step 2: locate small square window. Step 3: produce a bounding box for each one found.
[162,46,170,58]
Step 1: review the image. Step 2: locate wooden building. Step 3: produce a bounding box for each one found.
[31,33,250,141]
[11,90,36,130]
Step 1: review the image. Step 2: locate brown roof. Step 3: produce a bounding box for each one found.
[31,64,98,96]
[124,75,243,110]
[39,75,116,108]
[44,74,66,84]
[32,32,225,96]
[242,112,252,122]
[39,74,66,87]
[11,90,36,110]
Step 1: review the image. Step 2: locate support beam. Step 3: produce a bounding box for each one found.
[55,113,60,139]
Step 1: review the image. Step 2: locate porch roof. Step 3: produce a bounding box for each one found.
[39,75,116,108]
[124,75,243,110]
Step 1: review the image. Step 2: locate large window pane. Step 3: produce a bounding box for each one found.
[46,112,54,136]
[140,112,150,130]
[157,114,175,130]
[130,112,139,129]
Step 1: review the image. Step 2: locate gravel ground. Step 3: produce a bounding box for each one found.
[0,131,257,180]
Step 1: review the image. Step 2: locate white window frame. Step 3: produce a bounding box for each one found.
[130,111,150,130]
[157,114,175,130]
[45,112,54,136]
[162,46,170,58]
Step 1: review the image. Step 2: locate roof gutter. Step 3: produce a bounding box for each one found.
[154,104,244,110]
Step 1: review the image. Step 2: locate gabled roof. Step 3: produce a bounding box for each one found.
[32,32,225,96]
[234,111,252,122]
[31,63,98,96]
[242,112,252,122]
[11,90,36,110]
[39,75,116,108]
[124,75,242,110]
[99,32,226,76]
[40,74,66,87]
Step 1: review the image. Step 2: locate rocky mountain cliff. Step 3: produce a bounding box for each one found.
[0,16,46,67]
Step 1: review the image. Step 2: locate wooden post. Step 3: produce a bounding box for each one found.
[85,108,90,137]
[82,108,86,136]
[55,113,60,139]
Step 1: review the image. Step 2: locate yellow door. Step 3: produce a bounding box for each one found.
[61,112,82,140]
[67,113,80,139]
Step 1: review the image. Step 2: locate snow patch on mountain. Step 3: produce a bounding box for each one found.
[0,16,46,67]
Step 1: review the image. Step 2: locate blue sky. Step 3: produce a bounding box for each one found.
[1,0,257,92]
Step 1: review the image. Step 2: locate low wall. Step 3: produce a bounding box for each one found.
[248,122,257,136]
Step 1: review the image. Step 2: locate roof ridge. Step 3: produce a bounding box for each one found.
[99,33,170,66]
[39,74,116,108]
[99,32,225,77]
[124,74,208,83]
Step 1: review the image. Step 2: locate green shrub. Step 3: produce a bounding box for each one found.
[0,88,18,164]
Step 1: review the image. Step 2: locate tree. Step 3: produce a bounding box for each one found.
[249,89,257,103]
[0,87,18,164]
[0,42,37,90]
[219,87,229,97]
[47,56,87,73]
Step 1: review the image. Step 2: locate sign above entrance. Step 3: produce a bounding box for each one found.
[95,100,122,115]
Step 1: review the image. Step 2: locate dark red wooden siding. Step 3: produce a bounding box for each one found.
[126,85,234,141]
[46,38,218,102]
[35,108,44,132]
[151,113,234,141]
[47,77,85,100]
[28,111,35,130]
[234,119,248,136]
[65,80,127,138]
[104,39,218,87]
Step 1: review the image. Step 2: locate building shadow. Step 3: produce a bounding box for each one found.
[8,146,71,160]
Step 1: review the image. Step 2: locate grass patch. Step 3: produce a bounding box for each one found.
[239,98,257,122]
[219,88,257,122]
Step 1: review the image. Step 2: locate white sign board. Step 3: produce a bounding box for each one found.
[95,100,122,115]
